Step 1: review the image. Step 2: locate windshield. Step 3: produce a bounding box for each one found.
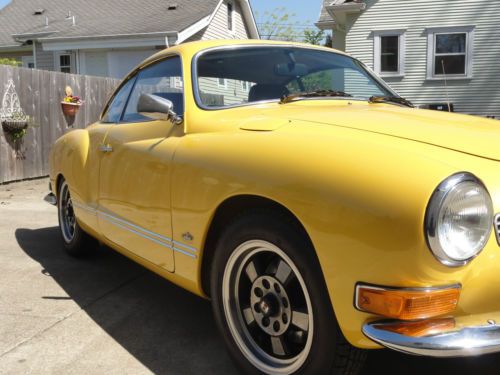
[194,46,394,108]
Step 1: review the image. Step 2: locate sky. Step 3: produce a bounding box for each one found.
[250,0,323,28]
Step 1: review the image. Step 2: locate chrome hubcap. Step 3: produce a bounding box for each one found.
[59,182,76,243]
[223,240,313,374]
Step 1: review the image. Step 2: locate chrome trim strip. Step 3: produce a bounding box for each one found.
[98,211,197,253]
[100,214,196,259]
[73,201,97,216]
[494,214,500,246]
[98,211,178,247]
[172,240,198,252]
[363,318,500,357]
[71,201,198,258]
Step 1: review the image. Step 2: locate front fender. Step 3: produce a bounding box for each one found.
[170,122,500,348]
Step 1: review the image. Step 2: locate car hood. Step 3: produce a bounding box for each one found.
[244,101,500,161]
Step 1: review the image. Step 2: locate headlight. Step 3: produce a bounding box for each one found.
[425,172,494,267]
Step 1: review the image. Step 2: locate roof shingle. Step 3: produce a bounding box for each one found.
[0,0,221,46]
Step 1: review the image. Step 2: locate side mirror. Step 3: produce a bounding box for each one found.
[137,93,183,125]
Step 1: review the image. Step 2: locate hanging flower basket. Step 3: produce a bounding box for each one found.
[61,86,83,117]
[2,118,28,132]
[61,101,83,117]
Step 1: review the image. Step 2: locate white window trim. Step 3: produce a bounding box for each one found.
[373,29,406,78]
[54,51,72,73]
[217,78,227,88]
[426,26,475,80]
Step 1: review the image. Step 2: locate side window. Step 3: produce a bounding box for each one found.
[123,57,183,123]
[101,77,136,123]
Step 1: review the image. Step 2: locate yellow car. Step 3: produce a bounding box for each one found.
[45,39,500,374]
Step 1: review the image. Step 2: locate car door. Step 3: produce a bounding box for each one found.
[98,56,185,272]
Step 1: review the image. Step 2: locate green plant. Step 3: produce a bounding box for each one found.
[0,58,21,67]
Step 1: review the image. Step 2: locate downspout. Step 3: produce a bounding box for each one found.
[32,41,37,69]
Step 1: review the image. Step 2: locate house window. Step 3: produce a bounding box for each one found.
[218,78,227,88]
[227,2,234,32]
[59,54,71,73]
[426,26,474,79]
[374,30,405,77]
[241,81,249,91]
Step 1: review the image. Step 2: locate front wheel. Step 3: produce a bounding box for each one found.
[57,179,97,257]
[210,212,366,374]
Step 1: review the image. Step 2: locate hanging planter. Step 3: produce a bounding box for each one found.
[2,118,28,132]
[0,79,30,144]
[61,101,82,116]
[61,86,83,117]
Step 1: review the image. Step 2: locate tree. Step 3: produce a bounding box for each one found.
[303,29,325,46]
[256,7,300,41]
[0,58,20,67]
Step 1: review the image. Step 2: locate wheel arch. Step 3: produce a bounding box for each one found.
[201,194,320,297]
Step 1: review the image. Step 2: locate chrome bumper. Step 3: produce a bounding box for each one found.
[363,318,500,357]
[44,192,57,206]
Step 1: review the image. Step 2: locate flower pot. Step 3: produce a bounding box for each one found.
[61,102,82,117]
[2,119,28,133]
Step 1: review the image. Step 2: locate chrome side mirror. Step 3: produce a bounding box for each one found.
[137,93,183,125]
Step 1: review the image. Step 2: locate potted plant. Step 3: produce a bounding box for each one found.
[61,86,83,117]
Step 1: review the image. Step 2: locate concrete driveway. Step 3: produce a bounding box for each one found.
[1,178,499,374]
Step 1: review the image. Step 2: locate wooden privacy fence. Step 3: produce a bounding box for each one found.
[0,65,120,184]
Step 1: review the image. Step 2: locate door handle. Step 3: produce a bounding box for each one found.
[99,144,113,153]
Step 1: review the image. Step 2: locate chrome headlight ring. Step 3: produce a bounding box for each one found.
[425,172,494,267]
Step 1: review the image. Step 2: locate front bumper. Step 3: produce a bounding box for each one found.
[363,316,500,357]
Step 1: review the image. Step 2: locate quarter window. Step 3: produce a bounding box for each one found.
[123,57,183,122]
[426,26,474,79]
[374,30,405,77]
[101,77,136,123]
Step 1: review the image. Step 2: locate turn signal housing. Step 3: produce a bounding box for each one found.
[355,284,460,320]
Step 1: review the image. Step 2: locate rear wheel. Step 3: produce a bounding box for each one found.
[210,211,366,374]
[57,179,97,256]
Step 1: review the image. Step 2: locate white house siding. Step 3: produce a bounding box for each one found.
[344,0,500,117]
[186,0,250,41]
[107,50,156,79]
[80,50,109,77]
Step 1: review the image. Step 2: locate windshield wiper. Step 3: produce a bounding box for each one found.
[280,90,352,104]
[369,95,414,108]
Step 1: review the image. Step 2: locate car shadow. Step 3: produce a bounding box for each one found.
[15,227,500,375]
[15,227,237,374]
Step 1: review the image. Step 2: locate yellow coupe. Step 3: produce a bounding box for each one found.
[45,40,500,374]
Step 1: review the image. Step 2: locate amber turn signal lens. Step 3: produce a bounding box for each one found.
[356,285,460,320]
[375,317,456,337]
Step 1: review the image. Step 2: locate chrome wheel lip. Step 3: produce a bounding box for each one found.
[58,181,76,244]
[222,240,314,375]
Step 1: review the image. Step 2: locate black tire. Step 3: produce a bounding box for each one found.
[210,210,366,375]
[57,178,97,257]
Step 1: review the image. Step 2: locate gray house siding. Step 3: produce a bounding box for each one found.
[343,0,500,117]
[34,42,54,71]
